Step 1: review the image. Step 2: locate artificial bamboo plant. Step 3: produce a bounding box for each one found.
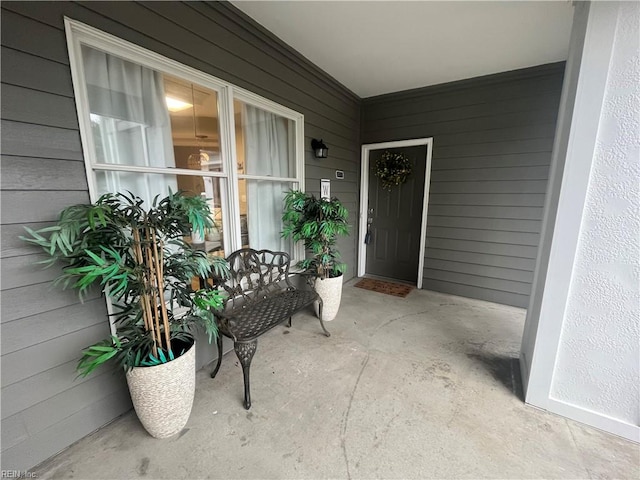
[22,191,228,376]
[281,190,349,279]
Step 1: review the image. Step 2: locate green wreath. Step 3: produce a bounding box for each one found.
[375,151,412,190]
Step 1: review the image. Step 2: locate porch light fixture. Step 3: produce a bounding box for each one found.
[311,138,328,159]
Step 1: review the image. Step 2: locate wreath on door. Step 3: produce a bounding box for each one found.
[375,151,412,190]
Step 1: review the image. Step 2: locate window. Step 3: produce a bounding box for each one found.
[65,19,304,260]
[234,99,297,252]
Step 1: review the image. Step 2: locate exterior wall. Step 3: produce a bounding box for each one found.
[550,1,639,432]
[520,0,590,399]
[0,1,360,470]
[361,65,565,307]
[523,0,639,441]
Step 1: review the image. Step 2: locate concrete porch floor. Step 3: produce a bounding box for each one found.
[36,282,638,479]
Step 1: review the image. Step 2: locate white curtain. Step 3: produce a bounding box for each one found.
[82,46,176,204]
[243,105,291,252]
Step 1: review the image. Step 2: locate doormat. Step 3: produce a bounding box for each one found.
[354,278,414,298]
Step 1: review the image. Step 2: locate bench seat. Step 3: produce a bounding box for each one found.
[219,289,319,341]
[208,248,330,409]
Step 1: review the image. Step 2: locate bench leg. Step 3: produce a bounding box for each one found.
[210,333,223,379]
[287,316,292,328]
[317,300,331,337]
[235,340,258,410]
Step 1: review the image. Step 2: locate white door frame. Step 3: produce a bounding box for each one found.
[358,138,434,288]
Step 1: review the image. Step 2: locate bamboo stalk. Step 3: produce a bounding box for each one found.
[133,228,158,356]
[131,228,147,332]
[145,234,162,352]
[145,226,164,351]
[142,229,157,331]
[152,229,172,357]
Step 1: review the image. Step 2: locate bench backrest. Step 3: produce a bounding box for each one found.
[212,248,294,309]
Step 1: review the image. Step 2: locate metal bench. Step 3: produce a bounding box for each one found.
[209,248,330,409]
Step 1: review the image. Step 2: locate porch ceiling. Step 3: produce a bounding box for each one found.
[232,1,574,98]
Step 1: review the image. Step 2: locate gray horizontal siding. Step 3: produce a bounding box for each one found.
[431,165,550,182]
[435,138,555,159]
[1,46,75,97]
[0,254,64,290]
[2,359,106,420]
[1,84,79,129]
[432,122,557,147]
[363,63,564,307]
[429,180,548,195]
[366,108,559,143]
[1,0,361,471]
[1,191,90,224]
[428,205,544,220]
[1,283,102,324]
[426,248,537,271]
[422,269,531,295]
[364,95,561,140]
[424,259,534,284]
[0,9,70,64]
[421,278,530,309]
[1,156,89,191]
[428,193,546,207]
[1,120,84,161]
[430,152,552,170]
[2,370,127,450]
[364,63,563,117]
[1,299,106,355]
[2,389,132,473]
[427,227,540,247]
[427,238,539,259]
[2,324,110,388]
[307,163,359,179]
[1,223,54,258]
[427,216,542,233]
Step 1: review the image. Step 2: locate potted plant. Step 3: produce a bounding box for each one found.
[21,191,228,438]
[281,190,349,321]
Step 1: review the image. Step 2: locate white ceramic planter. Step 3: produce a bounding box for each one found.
[314,274,343,321]
[125,341,196,439]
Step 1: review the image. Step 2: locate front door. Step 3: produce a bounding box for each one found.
[365,145,427,283]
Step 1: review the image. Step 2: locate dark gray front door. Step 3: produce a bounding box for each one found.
[365,145,427,283]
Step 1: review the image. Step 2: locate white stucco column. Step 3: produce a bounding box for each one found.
[522,1,639,442]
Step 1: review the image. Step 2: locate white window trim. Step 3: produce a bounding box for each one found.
[64,17,305,262]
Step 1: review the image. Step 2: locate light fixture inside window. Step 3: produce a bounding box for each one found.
[311,138,328,158]
[165,96,192,112]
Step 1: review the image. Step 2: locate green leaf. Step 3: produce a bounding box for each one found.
[83,345,116,353]
[158,349,167,363]
[85,249,106,266]
[77,339,119,377]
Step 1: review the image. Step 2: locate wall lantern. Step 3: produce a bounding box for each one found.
[311,138,328,159]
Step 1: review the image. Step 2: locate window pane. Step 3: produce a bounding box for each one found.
[78,39,303,262]
[241,179,292,253]
[96,171,226,256]
[82,45,176,169]
[82,47,222,173]
[165,75,222,173]
[91,115,146,165]
[234,100,295,178]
